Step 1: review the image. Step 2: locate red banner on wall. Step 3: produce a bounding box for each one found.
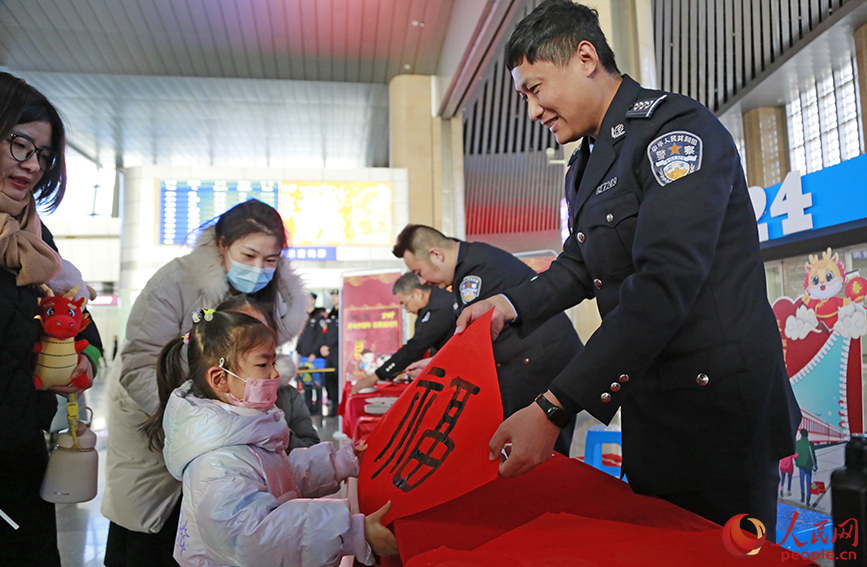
[340,271,404,389]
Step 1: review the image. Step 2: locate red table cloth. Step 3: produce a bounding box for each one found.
[338,381,408,440]
[393,456,815,566]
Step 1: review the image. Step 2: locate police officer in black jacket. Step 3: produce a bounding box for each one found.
[457,0,800,540]
[357,273,457,389]
[320,289,340,415]
[394,224,583,456]
[296,292,326,413]
[296,292,325,361]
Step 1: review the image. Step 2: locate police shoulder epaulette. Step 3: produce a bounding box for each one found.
[626,94,667,118]
[568,146,581,166]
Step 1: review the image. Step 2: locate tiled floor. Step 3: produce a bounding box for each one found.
[55,363,343,567]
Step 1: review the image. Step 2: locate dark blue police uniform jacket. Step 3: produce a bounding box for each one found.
[503,75,800,496]
[454,241,583,421]
[376,286,457,381]
[297,311,326,358]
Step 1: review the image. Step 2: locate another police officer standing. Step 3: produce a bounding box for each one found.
[320,289,340,415]
[456,0,800,540]
[395,224,583,456]
[296,292,326,413]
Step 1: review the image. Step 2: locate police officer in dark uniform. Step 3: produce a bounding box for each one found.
[320,289,340,416]
[297,292,325,360]
[296,292,326,414]
[370,273,457,384]
[457,0,800,540]
[394,224,583,456]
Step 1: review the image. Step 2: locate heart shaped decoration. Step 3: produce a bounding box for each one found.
[772,296,830,378]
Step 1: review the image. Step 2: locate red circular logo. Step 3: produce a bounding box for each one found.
[722,514,767,556]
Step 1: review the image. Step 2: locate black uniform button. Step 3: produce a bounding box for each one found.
[593,279,603,289]
[619,374,629,383]
[696,373,709,386]
[606,213,614,223]
[601,393,612,403]
[577,232,586,243]
[523,358,530,364]
[610,382,620,392]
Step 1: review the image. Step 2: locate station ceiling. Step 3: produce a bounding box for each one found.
[0,0,463,169]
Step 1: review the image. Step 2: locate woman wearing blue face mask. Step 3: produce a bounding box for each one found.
[102,199,308,567]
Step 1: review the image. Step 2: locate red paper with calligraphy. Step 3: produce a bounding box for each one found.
[358,309,501,526]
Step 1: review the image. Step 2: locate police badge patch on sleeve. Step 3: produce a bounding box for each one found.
[459,276,482,304]
[647,131,703,186]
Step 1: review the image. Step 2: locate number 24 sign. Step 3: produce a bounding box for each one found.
[746,152,867,244]
[748,170,813,243]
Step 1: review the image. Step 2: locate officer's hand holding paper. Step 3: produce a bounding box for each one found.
[454,294,516,341]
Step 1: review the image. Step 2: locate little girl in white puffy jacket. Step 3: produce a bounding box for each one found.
[142,309,398,567]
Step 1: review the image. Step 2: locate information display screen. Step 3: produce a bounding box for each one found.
[278,182,391,246]
[157,179,390,247]
[158,179,279,245]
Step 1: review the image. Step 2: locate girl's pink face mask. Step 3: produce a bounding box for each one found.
[219,358,279,411]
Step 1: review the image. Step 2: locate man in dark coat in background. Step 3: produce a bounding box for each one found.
[395,224,583,456]
[296,292,325,414]
[320,289,340,416]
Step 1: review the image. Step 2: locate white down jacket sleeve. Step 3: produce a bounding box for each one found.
[288,442,359,497]
[186,448,372,567]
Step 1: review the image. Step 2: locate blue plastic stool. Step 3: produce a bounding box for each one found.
[584,427,626,480]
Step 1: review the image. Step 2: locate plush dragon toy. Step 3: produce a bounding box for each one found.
[33,284,91,390]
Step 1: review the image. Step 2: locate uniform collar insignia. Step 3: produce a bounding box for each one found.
[626,95,667,118]
[611,124,625,139]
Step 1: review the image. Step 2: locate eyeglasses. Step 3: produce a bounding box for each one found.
[6,133,58,172]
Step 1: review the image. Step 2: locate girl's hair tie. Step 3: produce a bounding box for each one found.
[182,332,190,345]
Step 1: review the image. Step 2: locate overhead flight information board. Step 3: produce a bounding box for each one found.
[157,179,391,249]
[158,179,279,245]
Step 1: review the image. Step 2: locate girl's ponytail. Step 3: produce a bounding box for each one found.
[141,336,187,452]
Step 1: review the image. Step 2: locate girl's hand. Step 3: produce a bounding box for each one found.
[364,501,398,557]
[353,441,368,461]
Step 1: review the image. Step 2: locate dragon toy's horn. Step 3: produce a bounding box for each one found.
[63,286,80,300]
[40,284,55,297]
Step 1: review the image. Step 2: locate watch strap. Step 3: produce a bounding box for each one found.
[534,393,571,429]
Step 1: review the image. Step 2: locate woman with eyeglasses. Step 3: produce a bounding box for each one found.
[0,72,100,566]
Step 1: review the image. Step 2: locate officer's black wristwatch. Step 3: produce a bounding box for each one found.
[534,393,571,429]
